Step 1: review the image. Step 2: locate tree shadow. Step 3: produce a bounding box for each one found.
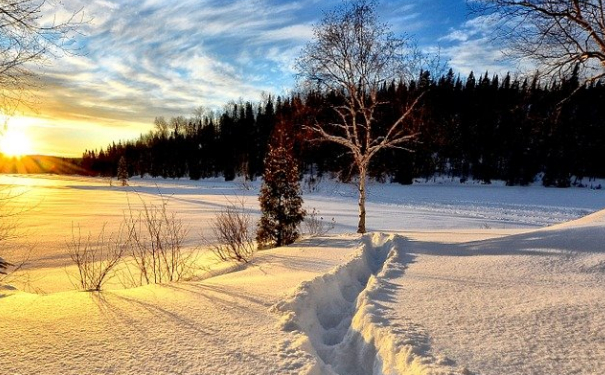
[166,283,273,309]
[89,291,213,337]
[408,225,605,258]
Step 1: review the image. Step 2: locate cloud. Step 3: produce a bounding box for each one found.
[32,0,322,131]
[440,14,501,43]
[434,14,532,77]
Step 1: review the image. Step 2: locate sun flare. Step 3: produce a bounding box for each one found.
[0,127,34,157]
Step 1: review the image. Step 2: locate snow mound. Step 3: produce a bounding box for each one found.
[272,233,469,375]
[546,207,605,230]
[464,209,605,261]
[395,213,605,374]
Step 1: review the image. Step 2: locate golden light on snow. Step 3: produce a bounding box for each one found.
[0,125,34,157]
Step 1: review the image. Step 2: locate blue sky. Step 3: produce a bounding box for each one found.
[14,0,517,156]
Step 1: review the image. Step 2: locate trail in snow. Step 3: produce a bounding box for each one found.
[273,234,468,375]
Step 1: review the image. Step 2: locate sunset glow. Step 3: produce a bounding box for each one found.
[0,127,34,157]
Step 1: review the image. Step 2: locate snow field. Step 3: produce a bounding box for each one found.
[1,174,605,374]
[0,237,358,375]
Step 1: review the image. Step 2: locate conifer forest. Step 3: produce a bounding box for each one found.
[81,70,605,188]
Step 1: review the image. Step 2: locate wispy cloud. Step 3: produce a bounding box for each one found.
[33,0,326,125]
[435,14,530,77]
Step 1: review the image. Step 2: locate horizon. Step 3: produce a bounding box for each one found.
[1,0,518,158]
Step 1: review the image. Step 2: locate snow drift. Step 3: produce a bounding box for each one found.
[388,209,605,375]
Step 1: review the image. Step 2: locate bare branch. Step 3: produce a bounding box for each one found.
[473,0,605,82]
[0,0,85,114]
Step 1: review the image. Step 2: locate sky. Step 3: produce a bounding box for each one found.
[6,0,517,157]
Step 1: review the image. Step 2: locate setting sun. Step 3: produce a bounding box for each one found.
[0,127,33,157]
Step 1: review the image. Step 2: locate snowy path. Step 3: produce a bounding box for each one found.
[272,214,605,375]
[273,234,468,374]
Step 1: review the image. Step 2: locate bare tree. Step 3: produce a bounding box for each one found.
[192,105,206,121]
[0,0,83,115]
[170,115,187,136]
[473,0,605,83]
[297,0,424,233]
[153,116,169,137]
[0,187,23,281]
[0,1,81,280]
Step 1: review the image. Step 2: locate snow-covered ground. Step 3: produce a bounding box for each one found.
[0,174,604,374]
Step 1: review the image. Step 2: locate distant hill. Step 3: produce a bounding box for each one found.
[0,154,84,175]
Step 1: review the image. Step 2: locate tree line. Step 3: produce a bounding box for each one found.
[81,69,605,188]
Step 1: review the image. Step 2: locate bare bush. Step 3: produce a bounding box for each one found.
[124,197,195,286]
[0,193,16,279]
[303,208,336,237]
[208,200,255,263]
[67,225,126,291]
[67,195,198,290]
[0,187,20,246]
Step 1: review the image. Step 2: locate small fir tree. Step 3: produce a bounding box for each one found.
[256,142,305,248]
[117,156,129,186]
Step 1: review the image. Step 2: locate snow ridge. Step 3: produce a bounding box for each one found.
[272,233,466,375]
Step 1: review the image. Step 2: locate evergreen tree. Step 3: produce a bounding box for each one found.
[256,138,305,248]
[117,156,129,186]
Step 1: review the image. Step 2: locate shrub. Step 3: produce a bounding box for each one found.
[68,196,197,290]
[67,225,126,291]
[209,200,255,263]
[303,208,336,237]
[124,197,194,286]
[117,156,129,186]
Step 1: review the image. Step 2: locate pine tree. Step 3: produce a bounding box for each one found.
[117,156,129,186]
[256,140,305,248]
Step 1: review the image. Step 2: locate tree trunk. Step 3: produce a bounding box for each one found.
[357,165,367,234]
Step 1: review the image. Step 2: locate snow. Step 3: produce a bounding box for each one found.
[0,241,356,375]
[273,233,468,374]
[1,174,604,374]
[383,213,605,375]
